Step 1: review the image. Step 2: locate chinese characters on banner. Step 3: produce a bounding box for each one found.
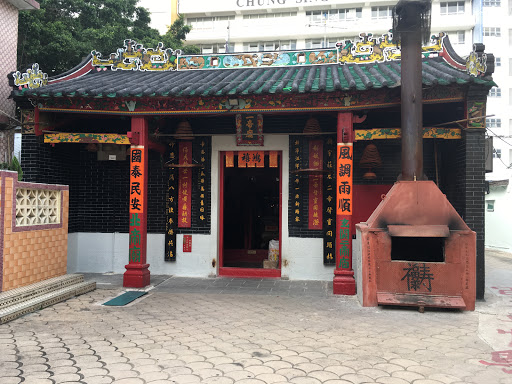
[337,143,353,270]
[308,140,323,230]
[291,137,303,224]
[129,146,145,263]
[196,139,209,224]
[236,114,264,146]
[323,137,336,265]
[165,141,177,261]
[238,151,264,168]
[178,141,192,228]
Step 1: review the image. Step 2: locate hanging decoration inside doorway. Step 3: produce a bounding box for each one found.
[290,137,304,224]
[165,141,178,261]
[308,141,323,230]
[178,142,192,228]
[323,137,336,265]
[237,151,265,168]
[269,151,278,168]
[236,114,264,146]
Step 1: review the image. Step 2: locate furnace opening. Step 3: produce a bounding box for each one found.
[391,237,445,262]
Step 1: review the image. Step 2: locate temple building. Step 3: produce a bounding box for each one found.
[10,31,493,303]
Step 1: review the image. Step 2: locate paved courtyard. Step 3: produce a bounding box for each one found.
[1,249,512,384]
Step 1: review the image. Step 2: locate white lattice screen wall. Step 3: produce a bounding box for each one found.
[15,188,61,226]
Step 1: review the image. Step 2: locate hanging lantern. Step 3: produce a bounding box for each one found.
[303,117,321,136]
[176,120,193,140]
[360,143,382,180]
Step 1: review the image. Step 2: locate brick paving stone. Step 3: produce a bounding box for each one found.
[427,373,464,383]
[406,365,436,375]
[50,373,82,383]
[138,371,170,381]
[308,370,340,381]
[376,378,410,384]
[162,366,193,376]
[322,381,356,384]
[49,366,78,375]
[1,377,22,384]
[193,368,223,379]
[201,377,235,384]
[290,377,323,384]
[224,370,257,380]
[114,378,145,384]
[82,376,113,384]
[169,374,202,383]
[342,360,373,371]
[340,373,375,383]
[391,370,425,381]
[275,368,308,380]
[324,365,357,376]
[245,365,275,375]
[358,368,390,380]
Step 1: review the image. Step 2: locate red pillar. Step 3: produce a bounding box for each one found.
[124,117,150,288]
[333,112,356,295]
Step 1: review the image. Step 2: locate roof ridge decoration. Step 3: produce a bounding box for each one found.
[466,43,492,77]
[11,63,48,89]
[336,31,443,64]
[91,39,182,71]
[175,32,451,71]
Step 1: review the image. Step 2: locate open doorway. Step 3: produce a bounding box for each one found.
[219,152,281,277]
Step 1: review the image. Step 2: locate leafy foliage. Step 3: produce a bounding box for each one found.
[0,156,23,180]
[18,0,197,74]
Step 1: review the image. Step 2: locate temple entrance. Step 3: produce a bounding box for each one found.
[219,151,281,278]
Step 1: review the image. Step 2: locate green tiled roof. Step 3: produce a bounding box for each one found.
[15,58,495,99]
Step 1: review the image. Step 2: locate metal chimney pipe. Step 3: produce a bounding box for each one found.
[393,0,431,181]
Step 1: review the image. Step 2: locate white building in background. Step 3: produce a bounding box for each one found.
[482,0,512,175]
[482,0,512,251]
[173,0,475,54]
[138,0,175,34]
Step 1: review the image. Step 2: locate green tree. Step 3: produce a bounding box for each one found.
[17,0,196,74]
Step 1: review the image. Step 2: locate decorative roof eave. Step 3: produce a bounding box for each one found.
[33,85,466,116]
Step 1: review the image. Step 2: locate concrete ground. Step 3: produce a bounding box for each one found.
[1,249,511,384]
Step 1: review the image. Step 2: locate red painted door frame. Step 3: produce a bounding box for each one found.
[218,151,282,278]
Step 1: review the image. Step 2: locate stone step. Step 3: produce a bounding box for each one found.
[0,274,84,310]
[0,281,96,324]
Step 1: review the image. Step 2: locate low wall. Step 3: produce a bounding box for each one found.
[0,171,69,291]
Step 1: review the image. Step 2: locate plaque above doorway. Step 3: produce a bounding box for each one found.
[236,114,263,146]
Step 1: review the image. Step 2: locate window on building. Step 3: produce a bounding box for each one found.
[440,1,465,14]
[489,87,501,97]
[450,31,465,44]
[244,11,297,19]
[496,57,501,66]
[371,6,393,19]
[306,8,362,23]
[484,0,500,6]
[484,27,501,37]
[199,43,234,54]
[493,149,502,158]
[243,40,296,52]
[305,39,325,49]
[187,16,234,30]
[487,118,502,128]
[486,200,495,212]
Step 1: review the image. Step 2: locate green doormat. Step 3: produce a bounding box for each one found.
[103,291,147,306]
